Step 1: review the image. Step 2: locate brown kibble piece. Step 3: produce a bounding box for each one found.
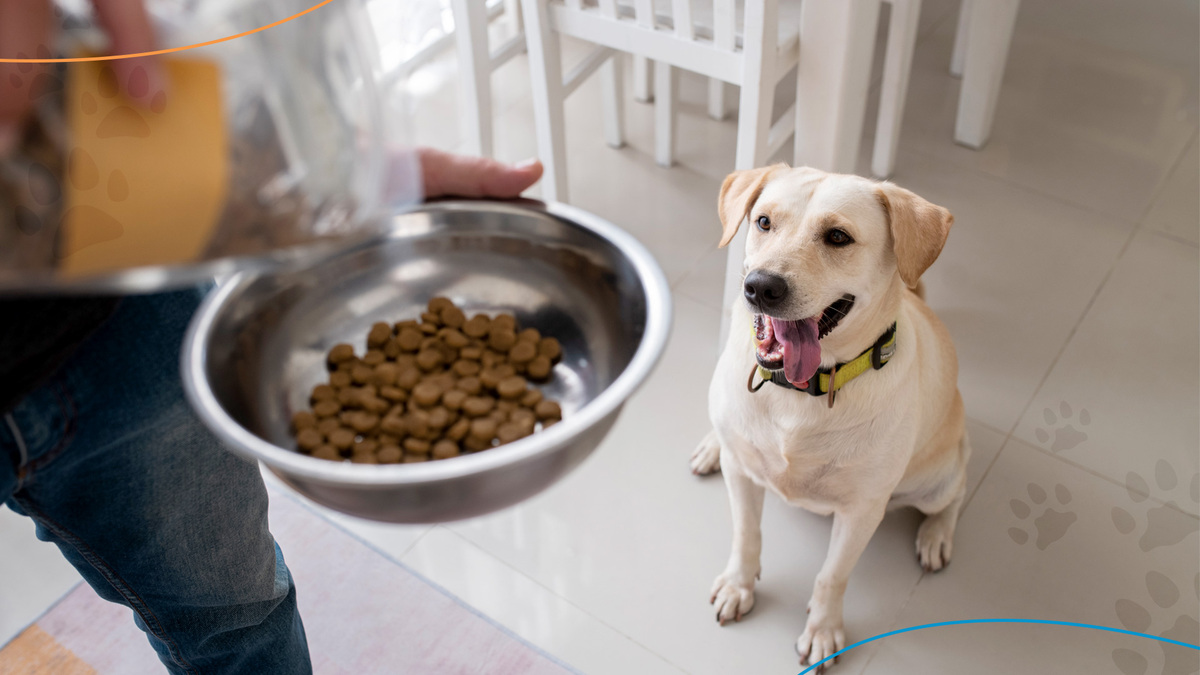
[371,363,398,387]
[351,452,378,464]
[538,337,562,361]
[377,445,403,463]
[355,439,378,455]
[349,413,379,434]
[464,435,491,452]
[452,360,481,377]
[379,386,406,403]
[416,348,443,371]
[535,400,562,421]
[488,328,517,352]
[329,371,352,388]
[469,418,498,441]
[432,440,459,459]
[510,408,537,427]
[428,407,451,430]
[404,438,432,455]
[296,428,323,451]
[421,311,442,326]
[397,367,422,390]
[368,322,392,348]
[439,306,466,329]
[363,350,386,366]
[520,389,543,408]
[491,314,516,333]
[397,327,423,352]
[384,338,403,359]
[402,455,429,463]
[456,377,482,395]
[442,329,469,349]
[412,381,443,407]
[508,341,537,364]
[317,418,341,436]
[462,396,496,417]
[351,364,374,385]
[419,322,439,335]
[311,384,336,402]
[446,418,471,442]
[488,409,509,424]
[380,415,408,436]
[497,399,517,414]
[407,410,430,438]
[312,400,341,418]
[460,346,482,360]
[312,445,341,461]
[497,422,530,444]
[497,375,527,400]
[327,343,356,366]
[518,327,541,343]
[442,389,468,411]
[292,411,317,431]
[361,396,390,414]
[328,428,356,450]
[526,355,553,380]
[463,315,490,338]
[428,297,455,314]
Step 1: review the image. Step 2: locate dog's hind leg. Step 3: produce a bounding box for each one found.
[690,429,722,475]
[915,432,971,572]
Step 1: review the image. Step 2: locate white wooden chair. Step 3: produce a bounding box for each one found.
[449,0,529,157]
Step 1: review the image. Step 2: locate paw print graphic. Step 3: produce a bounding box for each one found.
[1007,482,1078,550]
[1111,460,1200,553]
[1034,401,1090,452]
[1111,571,1199,675]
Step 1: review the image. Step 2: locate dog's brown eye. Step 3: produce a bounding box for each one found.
[756,215,770,232]
[825,229,853,247]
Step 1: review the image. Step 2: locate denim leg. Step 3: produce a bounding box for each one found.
[1,288,310,674]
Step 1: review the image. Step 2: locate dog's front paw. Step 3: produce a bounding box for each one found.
[796,618,846,672]
[916,511,956,572]
[690,430,721,475]
[709,571,755,625]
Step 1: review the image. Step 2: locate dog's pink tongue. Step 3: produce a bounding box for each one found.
[770,317,821,387]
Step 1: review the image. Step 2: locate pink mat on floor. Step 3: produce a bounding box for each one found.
[0,488,574,675]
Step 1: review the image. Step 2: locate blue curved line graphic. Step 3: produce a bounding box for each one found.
[798,618,1200,674]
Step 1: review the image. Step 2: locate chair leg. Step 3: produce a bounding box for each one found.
[633,55,654,102]
[654,61,678,166]
[504,0,524,40]
[872,0,921,179]
[451,0,494,158]
[950,0,973,77]
[708,79,728,120]
[521,0,569,201]
[955,0,1019,149]
[600,54,626,148]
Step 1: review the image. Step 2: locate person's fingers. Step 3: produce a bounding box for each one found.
[0,0,54,154]
[89,0,167,110]
[419,147,544,199]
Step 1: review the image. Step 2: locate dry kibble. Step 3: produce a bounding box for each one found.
[404,438,432,455]
[446,418,471,442]
[462,396,496,417]
[428,297,455,314]
[440,305,466,329]
[317,418,341,436]
[538,337,562,361]
[452,360,481,377]
[292,411,317,431]
[412,381,443,407]
[327,343,356,366]
[497,375,527,400]
[535,400,562,421]
[296,428,323,451]
[312,400,341,418]
[508,341,536,364]
[328,428,356,450]
[520,389,543,408]
[432,440,460,459]
[416,348,443,371]
[463,315,491,338]
[526,355,553,381]
[297,300,564,464]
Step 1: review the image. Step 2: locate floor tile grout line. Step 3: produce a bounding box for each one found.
[424,526,692,675]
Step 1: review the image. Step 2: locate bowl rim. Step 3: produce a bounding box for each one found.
[181,198,673,486]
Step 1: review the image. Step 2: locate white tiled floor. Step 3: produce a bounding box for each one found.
[3,0,1198,673]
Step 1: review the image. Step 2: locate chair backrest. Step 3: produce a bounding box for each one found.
[557,0,744,52]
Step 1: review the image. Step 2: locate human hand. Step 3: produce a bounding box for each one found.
[419,147,543,199]
[0,0,164,153]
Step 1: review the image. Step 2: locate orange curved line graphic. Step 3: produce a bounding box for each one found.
[0,0,337,63]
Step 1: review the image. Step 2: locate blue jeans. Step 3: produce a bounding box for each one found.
[0,288,311,674]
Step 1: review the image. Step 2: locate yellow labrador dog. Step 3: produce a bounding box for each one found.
[690,165,969,670]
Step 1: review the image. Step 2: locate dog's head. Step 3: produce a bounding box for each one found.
[718,164,952,387]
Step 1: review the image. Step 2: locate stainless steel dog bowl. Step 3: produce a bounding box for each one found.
[182,200,671,523]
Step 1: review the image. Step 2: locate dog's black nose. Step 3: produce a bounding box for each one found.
[743,270,789,311]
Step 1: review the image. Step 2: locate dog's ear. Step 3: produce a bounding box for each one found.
[877,183,953,288]
[718,164,785,248]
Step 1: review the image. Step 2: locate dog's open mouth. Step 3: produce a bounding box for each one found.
[753,294,855,387]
